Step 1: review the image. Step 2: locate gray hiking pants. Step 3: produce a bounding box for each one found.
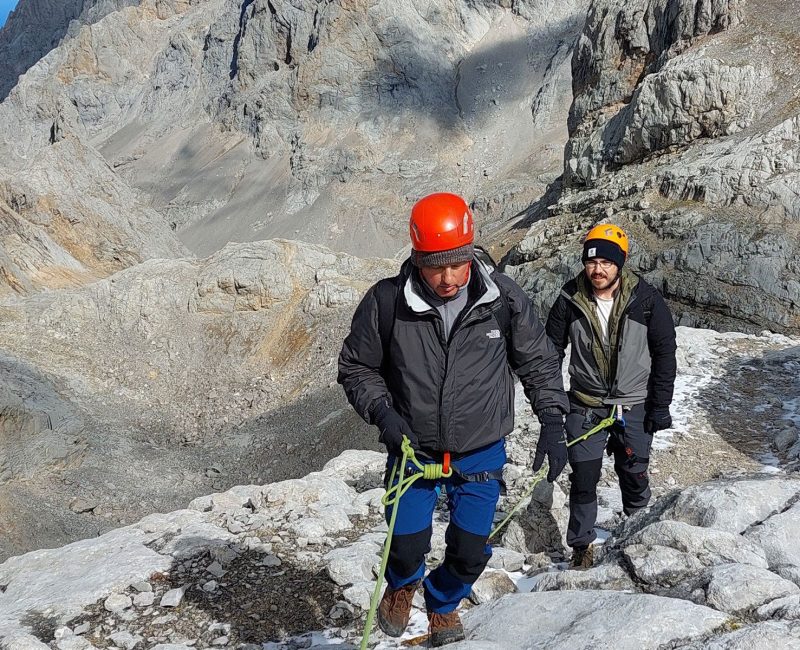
[565,398,652,548]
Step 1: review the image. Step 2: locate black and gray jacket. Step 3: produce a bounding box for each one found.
[545,269,677,409]
[337,258,569,454]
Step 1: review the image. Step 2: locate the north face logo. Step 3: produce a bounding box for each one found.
[486,329,501,339]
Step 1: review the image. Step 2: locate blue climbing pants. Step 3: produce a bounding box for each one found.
[383,439,505,613]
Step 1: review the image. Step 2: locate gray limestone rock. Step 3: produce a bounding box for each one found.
[159,587,187,608]
[675,621,800,649]
[705,564,799,614]
[342,582,373,611]
[504,475,569,556]
[662,478,800,534]
[132,591,155,607]
[627,520,768,568]
[486,547,526,573]
[461,591,729,649]
[507,0,800,336]
[469,570,517,605]
[746,502,800,571]
[532,562,636,593]
[2,635,52,650]
[103,594,132,613]
[107,632,142,650]
[775,429,800,453]
[323,541,381,587]
[623,544,705,587]
[755,594,800,621]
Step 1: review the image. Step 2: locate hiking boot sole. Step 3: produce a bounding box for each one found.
[430,626,466,647]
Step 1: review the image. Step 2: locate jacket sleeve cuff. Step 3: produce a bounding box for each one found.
[368,397,392,425]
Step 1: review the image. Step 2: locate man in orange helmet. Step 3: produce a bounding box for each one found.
[338,192,569,646]
[546,224,677,569]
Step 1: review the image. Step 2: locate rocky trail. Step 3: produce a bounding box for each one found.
[3,326,800,649]
[1,0,799,647]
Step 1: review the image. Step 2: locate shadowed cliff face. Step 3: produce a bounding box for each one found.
[507,0,800,336]
[0,0,587,269]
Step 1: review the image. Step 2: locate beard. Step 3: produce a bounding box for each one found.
[589,269,620,291]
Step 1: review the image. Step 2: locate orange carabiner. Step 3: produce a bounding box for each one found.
[442,451,451,475]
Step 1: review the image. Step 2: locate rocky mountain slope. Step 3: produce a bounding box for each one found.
[0,240,392,561]
[0,0,590,560]
[1,325,800,649]
[0,0,585,265]
[506,0,800,335]
[0,0,798,590]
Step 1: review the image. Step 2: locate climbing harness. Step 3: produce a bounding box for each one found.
[360,437,452,650]
[566,404,621,448]
[360,406,622,648]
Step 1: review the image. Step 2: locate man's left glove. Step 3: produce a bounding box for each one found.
[645,406,672,434]
[534,409,568,482]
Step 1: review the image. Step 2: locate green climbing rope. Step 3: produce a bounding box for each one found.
[359,406,621,647]
[360,437,452,650]
[488,405,620,540]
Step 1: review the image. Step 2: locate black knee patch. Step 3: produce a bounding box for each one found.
[389,527,431,580]
[443,523,490,585]
[569,458,603,505]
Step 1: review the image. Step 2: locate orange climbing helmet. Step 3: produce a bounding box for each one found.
[409,193,474,267]
[582,223,629,268]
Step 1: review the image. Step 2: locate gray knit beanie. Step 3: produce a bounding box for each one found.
[412,243,474,268]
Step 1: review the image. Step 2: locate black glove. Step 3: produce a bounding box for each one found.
[371,399,418,455]
[645,406,672,434]
[534,409,567,482]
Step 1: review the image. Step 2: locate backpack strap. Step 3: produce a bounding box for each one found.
[374,278,400,363]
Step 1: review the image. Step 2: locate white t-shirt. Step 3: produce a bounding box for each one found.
[595,296,615,346]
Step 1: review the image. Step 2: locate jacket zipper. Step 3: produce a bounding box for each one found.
[433,315,448,451]
[564,289,638,397]
[440,308,494,450]
[609,294,637,396]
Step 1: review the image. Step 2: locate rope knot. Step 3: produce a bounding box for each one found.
[422,464,445,480]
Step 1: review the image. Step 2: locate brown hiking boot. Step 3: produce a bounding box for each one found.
[570,544,594,570]
[377,582,417,637]
[428,611,466,647]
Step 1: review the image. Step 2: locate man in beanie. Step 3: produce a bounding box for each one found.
[338,192,569,646]
[545,224,677,569]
